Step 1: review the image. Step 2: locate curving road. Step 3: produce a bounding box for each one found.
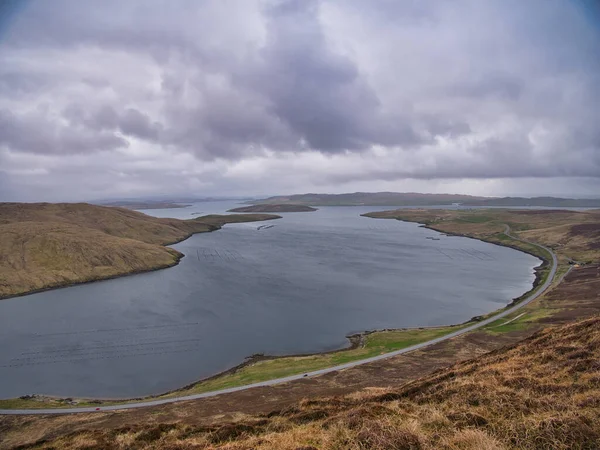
[0,225,561,415]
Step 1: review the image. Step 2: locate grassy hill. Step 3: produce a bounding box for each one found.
[0,203,278,298]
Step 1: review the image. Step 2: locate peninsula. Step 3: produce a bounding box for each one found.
[0,203,279,299]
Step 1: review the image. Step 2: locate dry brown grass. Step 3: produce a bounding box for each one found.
[12,316,600,450]
[0,203,278,298]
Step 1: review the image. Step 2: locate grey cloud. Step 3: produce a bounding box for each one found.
[451,73,524,101]
[0,109,128,155]
[152,0,431,158]
[63,105,117,130]
[119,109,162,141]
[152,0,410,158]
[420,116,472,139]
[0,0,599,201]
[63,105,163,142]
[251,0,425,152]
[0,72,49,98]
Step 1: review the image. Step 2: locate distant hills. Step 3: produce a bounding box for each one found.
[228,204,317,213]
[251,192,600,207]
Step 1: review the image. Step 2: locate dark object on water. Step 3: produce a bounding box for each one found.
[426,236,441,240]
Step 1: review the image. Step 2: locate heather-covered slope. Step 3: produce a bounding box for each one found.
[4,316,599,449]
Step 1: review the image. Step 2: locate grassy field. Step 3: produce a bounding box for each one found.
[0,203,279,298]
[160,325,469,397]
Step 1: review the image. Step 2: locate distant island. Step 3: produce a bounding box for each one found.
[0,203,279,299]
[101,201,191,210]
[250,192,600,207]
[228,204,317,213]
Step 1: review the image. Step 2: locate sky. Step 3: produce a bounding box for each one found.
[1,0,599,201]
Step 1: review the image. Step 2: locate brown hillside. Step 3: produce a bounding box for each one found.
[0,203,278,298]
[3,316,599,449]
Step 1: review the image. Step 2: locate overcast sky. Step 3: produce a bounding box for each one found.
[1,0,599,201]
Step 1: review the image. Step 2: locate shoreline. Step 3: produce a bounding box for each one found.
[384,217,550,309]
[0,217,278,301]
[0,235,203,302]
[2,218,550,407]
[413,222,549,308]
[142,218,548,402]
[0,254,185,302]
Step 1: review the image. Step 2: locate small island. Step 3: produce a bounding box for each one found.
[228,204,317,213]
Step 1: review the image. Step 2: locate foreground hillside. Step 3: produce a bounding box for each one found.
[3,315,598,449]
[0,203,278,298]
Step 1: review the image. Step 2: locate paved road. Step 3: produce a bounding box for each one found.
[0,225,561,415]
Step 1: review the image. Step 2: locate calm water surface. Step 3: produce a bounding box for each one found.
[0,203,540,398]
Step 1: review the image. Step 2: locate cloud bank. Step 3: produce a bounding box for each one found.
[1,0,599,200]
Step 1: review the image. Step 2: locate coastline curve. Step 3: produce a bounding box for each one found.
[0,224,561,415]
